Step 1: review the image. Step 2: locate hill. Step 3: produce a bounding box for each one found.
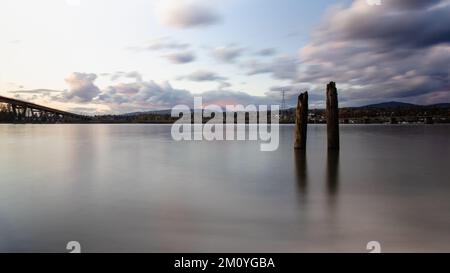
[361,101,418,108]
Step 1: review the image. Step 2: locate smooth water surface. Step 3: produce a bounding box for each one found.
[1,124,450,252]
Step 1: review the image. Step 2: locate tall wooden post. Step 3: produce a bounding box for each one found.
[326,82,339,150]
[294,91,308,149]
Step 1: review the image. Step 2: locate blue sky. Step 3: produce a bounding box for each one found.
[1,0,449,113]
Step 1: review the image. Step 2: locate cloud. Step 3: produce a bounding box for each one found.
[178,70,227,82]
[67,106,102,115]
[95,79,274,112]
[200,90,273,107]
[97,81,193,110]
[245,55,299,80]
[61,72,101,103]
[255,48,277,57]
[217,81,231,90]
[127,37,190,52]
[389,0,442,11]
[211,45,245,63]
[109,71,143,82]
[37,71,279,113]
[178,70,231,91]
[3,89,62,103]
[126,37,195,64]
[8,89,62,94]
[296,0,450,104]
[314,0,450,49]
[146,37,190,51]
[156,0,221,28]
[163,51,196,64]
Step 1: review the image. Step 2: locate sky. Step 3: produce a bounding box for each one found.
[0,0,449,114]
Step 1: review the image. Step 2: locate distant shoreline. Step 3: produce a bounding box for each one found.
[2,102,450,125]
[2,119,449,125]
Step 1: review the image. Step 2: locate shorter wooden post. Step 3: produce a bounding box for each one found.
[326,82,339,150]
[294,91,308,149]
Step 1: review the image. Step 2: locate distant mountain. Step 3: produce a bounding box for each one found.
[361,101,418,108]
[119,101,450,116]
[124,109,172,116]
[429,103,450,108]
[361,101,450,109]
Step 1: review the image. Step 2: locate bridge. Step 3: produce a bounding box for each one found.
[0,95,90,123]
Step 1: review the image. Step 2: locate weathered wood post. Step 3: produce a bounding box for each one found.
[327,150,339,196]
[294,91,308,149]
[326,82,339,150]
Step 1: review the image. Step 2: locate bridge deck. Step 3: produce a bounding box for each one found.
[0,95,82,117]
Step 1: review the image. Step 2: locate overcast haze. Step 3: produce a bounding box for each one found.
[1,0,449,114]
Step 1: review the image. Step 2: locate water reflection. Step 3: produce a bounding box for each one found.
[2,124,450,252]
[294,150,308,195]
[294,149,340,198]
[326,150,340,196]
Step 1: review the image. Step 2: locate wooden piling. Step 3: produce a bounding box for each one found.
[294,91,308,149]
[326,82,339,150]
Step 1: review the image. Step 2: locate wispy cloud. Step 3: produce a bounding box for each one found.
[211,45,245,63]
[127,37,190,52]
[178,70,231,91]
[8,89,62,94]
[178,70,227,82]
[163,51,196,64]
[245,55,299,80]
[156,0,222,28]
[108,71,143,82]
[255,48,277,57]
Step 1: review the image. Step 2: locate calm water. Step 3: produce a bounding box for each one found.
[1,124,450,252]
